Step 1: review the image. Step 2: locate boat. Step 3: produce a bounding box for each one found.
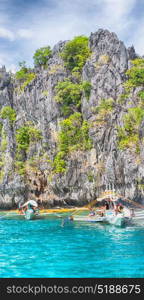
[130,209,144,225]
[72,210,131,227]
[73,214,106,223]
[24,208,38,220]
[104,209,131,227]
[96,191,132,227]
[21,200,40,220]
[72,190,132,227]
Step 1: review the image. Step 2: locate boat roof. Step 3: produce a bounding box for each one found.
[96,190,119,202]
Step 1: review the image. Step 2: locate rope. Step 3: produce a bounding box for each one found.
[0,213,16,219]
[70,192,144,218]
[117,194,144,209]
[88,193,144,210]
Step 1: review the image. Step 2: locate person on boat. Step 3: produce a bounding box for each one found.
[29,203,39,215]
[18,201,25,215]
[99,209,105,217]
[104,202,110,210]
[89,207,96,217]
[97,201,109,216]
[19,206,25,215]
[115,204,124,214]
[109,199,114,209]
[130,208,135,217]
[28,202,34,211]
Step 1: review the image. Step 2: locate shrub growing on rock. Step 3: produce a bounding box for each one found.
[0,106,16,124]
[55,80,92,115]
[0,122,3,135]
[118,107,144,152]
[96,98,114,113]
[61,36,91,73]
[82,81,92,100]
[16,124,42,152]
[53,113,92,173]
[125,58,144,90]
[15,62,36,92]
[55,80,82,115]
[33,46,52,66]
[15,124,42,175]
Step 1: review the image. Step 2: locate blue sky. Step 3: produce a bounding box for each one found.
[0,0,143,72]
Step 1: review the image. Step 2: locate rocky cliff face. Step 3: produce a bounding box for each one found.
[0,29,144,208]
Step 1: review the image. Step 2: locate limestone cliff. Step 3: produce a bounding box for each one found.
[0,29,144,208]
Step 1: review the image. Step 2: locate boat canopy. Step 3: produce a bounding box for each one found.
[96,190,119,202]
[22,200,38,207]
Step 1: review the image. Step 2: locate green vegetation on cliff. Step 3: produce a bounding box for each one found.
[55,80,91,115]
[53,36,92,172]
[96,98,114,113]
[0,106,16,124]
[61,36,91,73]
[15,123,42,175]
[53,112,92,173]
[15,61,36,92]
[0,129,7,182]
[16,123,42,152]
[118,107,144,152]
[55,80,82,115]
[0,122,3,135]
[138,90,144,102]
[125,59,144,90]
[33,46,52,66]
[118,58,144,152]
[82,81,92,100]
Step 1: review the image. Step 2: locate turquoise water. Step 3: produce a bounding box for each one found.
[0,216,144,278]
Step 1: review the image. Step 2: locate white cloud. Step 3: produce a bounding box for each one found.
[0,27,35,42]
[0,0,143,71]
[86,0,136,37]
[0,27,15,41]
[17,29,34,39]
[7,64,17,73]
[130,22,144,55]
[19,0,137,55]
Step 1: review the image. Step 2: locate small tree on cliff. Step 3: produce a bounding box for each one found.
[61,36,91,73]
[33,46,52,67]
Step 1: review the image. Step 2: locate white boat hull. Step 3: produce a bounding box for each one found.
[73,211,131,227]
[105,212,131,227]
[24,209,36,220]
[73,215,106,223]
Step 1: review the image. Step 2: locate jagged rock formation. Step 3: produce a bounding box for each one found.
[0,29,144,208]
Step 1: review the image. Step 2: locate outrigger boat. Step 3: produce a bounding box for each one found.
[72,190,132,227]
[73,214,106,223]
[20,200,40,220]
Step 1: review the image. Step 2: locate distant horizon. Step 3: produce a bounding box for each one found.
[0,0,143,72]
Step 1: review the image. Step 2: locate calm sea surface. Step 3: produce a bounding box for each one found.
[0,214,144,278]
